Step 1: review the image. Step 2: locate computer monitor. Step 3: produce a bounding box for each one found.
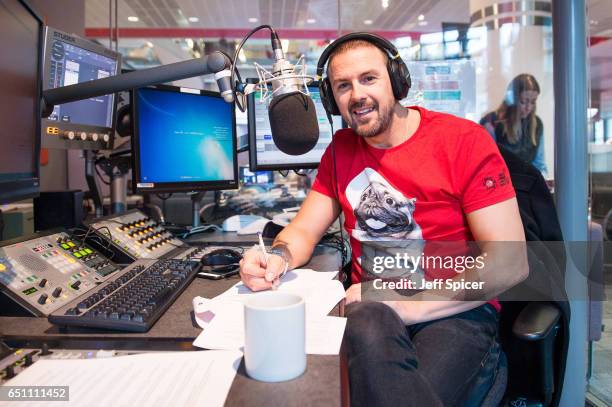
[239,167,274,185]
[248,81,343,171]
[0,0,43,204]
[41,26,120,150]
[132,85,238,194]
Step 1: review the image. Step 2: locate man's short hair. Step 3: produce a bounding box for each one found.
[326,39,388,78]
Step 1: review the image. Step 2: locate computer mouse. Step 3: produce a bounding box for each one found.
[199,248,243,267]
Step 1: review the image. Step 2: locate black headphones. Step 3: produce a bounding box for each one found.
[316,32,411,116]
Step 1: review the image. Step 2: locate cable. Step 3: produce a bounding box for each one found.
[156,193,173,200]
[95,162,111,185]
[180,224,223,239]
[327,115,349,272]
[72,225,117,261]
[104,219,128,227]
[230,24,276,112]
[293,169,309,176]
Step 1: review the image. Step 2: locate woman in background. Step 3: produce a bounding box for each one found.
[480,73,547,177]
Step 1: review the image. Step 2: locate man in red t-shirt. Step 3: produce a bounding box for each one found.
[240,33,528,406]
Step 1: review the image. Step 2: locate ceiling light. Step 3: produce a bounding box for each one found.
[364,19,373,25]
[418,14,425,21]
[127,16,139,22]
[382,0,389,8]
[188,17,199,23]
[307,18,316,24]
[248,17,258,23]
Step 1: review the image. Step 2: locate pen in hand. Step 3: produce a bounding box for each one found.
[258,232,279,290]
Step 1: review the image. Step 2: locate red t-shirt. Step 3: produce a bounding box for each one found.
[312,106,516,310]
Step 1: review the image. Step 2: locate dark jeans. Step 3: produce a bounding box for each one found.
[343,302,501,407]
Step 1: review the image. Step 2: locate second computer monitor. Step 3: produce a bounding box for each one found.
[248,82,343,171]
[132,85,238,194]
[41,26,120,150]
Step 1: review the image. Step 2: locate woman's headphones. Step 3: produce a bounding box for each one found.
[316,32,411,116]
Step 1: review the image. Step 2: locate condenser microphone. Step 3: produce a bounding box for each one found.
[261,32,319,155]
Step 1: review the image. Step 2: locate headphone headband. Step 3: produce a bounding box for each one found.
[316,32,411,116]
[316,32,402,78]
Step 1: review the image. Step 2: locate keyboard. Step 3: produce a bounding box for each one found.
[48,259,200,332]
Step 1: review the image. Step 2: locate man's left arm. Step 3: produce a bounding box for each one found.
[347,197,529,325]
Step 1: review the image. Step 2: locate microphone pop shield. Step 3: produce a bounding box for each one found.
[268,92,319,155]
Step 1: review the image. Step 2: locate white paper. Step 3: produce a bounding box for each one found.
[192,300,347,355]
[305,316,347,355]
[193,269,347,355]
[214,269,344,319]
[2,350,242,407]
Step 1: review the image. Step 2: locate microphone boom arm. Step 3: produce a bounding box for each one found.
[41,51,232,117]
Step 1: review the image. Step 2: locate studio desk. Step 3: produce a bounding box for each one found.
[0,232,347,407]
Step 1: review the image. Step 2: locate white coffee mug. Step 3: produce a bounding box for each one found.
[244,292,306,382]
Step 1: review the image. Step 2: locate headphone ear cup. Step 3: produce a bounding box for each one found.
[320,78,340,116]
[398,61,411,97]
[387,59,411,100]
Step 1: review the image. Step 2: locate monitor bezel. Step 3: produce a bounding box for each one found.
[247,79,342,172]
[0,0,43,204]
[131,84,239,194]
[40,26,121,150]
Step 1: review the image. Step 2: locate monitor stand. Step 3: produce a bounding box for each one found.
[188,191,205,229]
[161,192,220,238]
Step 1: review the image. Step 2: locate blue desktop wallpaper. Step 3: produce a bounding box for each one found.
[136,88,235,184]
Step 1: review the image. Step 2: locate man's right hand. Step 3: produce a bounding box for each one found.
[239,247,287,291]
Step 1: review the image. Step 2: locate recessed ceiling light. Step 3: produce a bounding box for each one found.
[248,17,258,23]
[418,14,425,21]
[590,20,598,25]
[188,17,199,23]
[307,18,316,24]
[364,19,373,25]
[127,16,139,22]
[382,0,389,9]
[418,20,428,26]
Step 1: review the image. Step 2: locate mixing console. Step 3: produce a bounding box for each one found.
[85,209,187,262]
[0,231,120,316]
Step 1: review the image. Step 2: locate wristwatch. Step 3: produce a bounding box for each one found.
[269,247,290,276]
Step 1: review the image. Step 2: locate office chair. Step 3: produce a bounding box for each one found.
[480,147,571,406]
[482,301,564,406]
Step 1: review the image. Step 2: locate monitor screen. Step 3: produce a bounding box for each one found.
[240,167,274,185]
[0,0,42,204]
[132,85,238,193]
[248,82,343,171]
[41,27,120,149]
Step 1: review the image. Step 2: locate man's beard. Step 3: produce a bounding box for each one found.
[348,101,394,138]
